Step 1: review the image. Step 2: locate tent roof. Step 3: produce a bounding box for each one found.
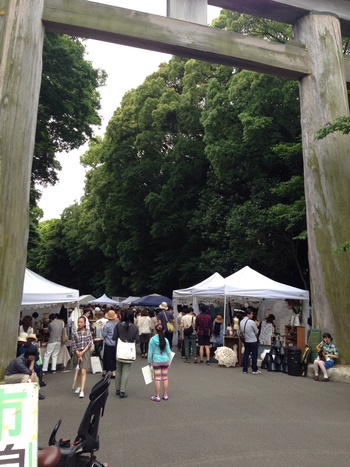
[173,272,225,298]
[22,269,79,306]
[88,294,120,305]
[131,294,172,307]
[79,294,96,305]
[121,296,140,305]
[224,266,309,300]
[172,266,309,301]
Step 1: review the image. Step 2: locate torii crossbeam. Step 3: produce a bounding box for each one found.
[1,0,350,374]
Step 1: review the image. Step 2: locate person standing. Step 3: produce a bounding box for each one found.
[240,309,261,374]
[19,315,34,335]
[112,308,139,398]
[71,316,92,398]
[42,313,64,374]
[181,307,198,363]
[137,308,153,358]
[148,324,171,402]
[195,304,212,365]
[82,309,91,330]
[314,333,339,382]
[157,302,175,348]
[176,308,184,353]
[102,309,118,378]
[212,313,224,351]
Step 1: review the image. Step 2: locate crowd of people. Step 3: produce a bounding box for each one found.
[5,303,339,404]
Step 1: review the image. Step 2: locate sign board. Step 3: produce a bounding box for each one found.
[0,383,38,466]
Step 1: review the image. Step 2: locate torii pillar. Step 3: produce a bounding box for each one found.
[294,13,350,361]
[0,0,45,375]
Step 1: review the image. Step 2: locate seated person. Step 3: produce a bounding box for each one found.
[18,333,45,387]
[5,347,38,384]
[314,332,339,382]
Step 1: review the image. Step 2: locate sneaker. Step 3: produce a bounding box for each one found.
[322,377,330,382]
[151,395,161,402]
[199,360,204,364]
[116,390,120,396]
[39,393,45,400]
[206,361,210,365]
[243,371,248,374]
[314,375,319,381]
[74,387,81,394]
[163,394,169,401]
[252,370,262,375]
[79,391,84,398]
[193,359,198,364]
[184,359,190,363]
[119,392,128,398]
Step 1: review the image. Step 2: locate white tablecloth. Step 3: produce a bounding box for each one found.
[40,344,71,367]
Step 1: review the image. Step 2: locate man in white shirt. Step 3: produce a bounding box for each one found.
[181,308,198,363]
[240,309,260,375]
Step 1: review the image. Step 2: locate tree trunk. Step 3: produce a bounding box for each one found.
[294,13,350,363]
[0,0,44,378]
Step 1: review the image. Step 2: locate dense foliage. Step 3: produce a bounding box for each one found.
[27,12,310,297]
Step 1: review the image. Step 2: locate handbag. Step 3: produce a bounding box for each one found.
[163,311,174,333]
[184,316,194,336]
[239,319,248,344]
[61,326,69,344]
[117,338,136,363]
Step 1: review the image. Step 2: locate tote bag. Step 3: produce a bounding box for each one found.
[117,338,136,363]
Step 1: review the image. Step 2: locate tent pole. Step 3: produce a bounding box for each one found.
[223,294,227,337]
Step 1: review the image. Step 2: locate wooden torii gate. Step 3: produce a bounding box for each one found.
[1,0,350,373]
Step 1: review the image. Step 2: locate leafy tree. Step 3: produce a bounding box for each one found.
[27,33,106,275]
[32,14,309,296]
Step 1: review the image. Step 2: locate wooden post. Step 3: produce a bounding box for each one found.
[294,13,350,362]
[167,0,207,25]
[0,0,45,378]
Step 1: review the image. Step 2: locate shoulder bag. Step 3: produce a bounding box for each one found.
[61,326,69,344]
[184,317,194,336]
[117,338,136,363]
[163,311,174,333]
[239,319,248,344]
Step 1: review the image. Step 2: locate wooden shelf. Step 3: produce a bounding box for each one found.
[284,325,305,352]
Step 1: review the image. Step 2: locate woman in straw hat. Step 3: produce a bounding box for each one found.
[102,309,118,378]
[156,301,175,348]
[212,314,224,351]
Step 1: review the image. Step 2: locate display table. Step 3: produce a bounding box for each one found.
[40,343,71,368]
[224,336,242,367]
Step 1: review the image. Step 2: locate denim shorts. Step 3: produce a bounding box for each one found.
[324,359,335,369]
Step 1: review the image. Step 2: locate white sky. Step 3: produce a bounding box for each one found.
[39,1,221,220]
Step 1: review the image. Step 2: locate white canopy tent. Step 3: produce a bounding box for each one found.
[88,294,120,305]
[121,296,140,305]
[79,294,96,305]
[173,272,225,298]
[22,268,79,306]
[173,272,225,314]
[172,266,310,329]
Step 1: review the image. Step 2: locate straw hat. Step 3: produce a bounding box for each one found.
[27,333,38,342]
[159,302,168,310]
[18,332,28,343]
[106,310,117,320]
[215,315,224,324]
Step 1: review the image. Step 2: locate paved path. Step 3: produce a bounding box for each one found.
[39,352,350,467]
